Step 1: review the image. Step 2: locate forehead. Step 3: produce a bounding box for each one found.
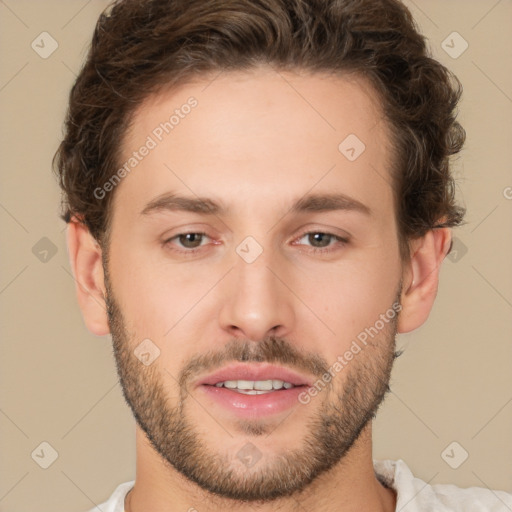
[113,67,394,224]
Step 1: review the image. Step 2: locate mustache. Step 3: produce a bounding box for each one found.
[179,336,330,388]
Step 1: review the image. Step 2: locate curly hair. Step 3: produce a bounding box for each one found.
[53,0,466,261]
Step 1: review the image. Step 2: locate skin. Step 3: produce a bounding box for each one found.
[67,65,452,512]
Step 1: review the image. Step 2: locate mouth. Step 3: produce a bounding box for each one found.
[210,379,298,394]
[196,363,313,417]
[197,362,312,389]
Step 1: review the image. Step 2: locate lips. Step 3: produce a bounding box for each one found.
[196,362,313,388]
[196,363,313,417]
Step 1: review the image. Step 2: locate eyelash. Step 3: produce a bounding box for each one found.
[163,231,349,256]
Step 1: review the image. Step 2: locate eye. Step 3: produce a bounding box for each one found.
[293,231,349,254]
[164,232,211,253]
[163,230,349,256]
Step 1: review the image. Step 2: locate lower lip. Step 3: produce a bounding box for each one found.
[199,385,307,418]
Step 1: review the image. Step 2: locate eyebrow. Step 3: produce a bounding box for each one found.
[140,191,372,217]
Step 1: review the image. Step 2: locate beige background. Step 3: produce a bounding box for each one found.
[0,1,511,511]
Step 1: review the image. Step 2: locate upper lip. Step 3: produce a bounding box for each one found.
[196,363,313,387]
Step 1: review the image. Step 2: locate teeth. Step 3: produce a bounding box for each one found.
[254,380,273,390]
[238,380,255,390]
[235,389,271,395]
[214,379,296,391]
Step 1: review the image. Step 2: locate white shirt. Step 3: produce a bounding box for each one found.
[87,459,512,512]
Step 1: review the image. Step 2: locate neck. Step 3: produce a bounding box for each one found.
[126,423,396,512]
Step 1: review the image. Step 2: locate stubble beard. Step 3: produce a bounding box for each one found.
[104,270,400,502]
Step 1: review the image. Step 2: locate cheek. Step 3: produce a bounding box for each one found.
[106,242,170,336]
[109,245,220,345]
[291,250,401,346]
[108,221,401,352]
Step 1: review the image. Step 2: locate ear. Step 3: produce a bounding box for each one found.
[66,218,110,336]
[397,227,452,334]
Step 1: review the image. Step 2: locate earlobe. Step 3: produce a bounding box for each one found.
[66,218,110,336]
[397,228,452,334]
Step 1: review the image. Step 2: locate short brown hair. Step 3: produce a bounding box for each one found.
[53,0,466,260]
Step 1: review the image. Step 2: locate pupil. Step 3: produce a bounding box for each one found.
[180,233,202,248]
[310,233,330,247]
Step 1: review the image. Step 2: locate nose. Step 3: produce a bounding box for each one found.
[218,244,296,342]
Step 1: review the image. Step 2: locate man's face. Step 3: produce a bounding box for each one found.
[104,67,404,501]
